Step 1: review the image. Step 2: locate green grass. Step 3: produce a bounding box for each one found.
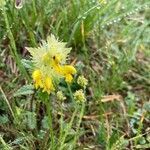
[0,0,150,149]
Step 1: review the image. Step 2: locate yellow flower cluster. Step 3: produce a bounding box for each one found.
[27,35,76,94]
[77,75,88,88]
[73,89,86,103]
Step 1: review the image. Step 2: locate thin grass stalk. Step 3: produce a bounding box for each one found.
[2,8,30,81]
[0,86,15,120]
[59,108,78,150]
[20,7,37,47]
[58,104,64,144]
[0,136,12,150]
[71,102,85,149]
[32,0,37,17]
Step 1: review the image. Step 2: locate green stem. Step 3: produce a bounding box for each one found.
[67,83,74,102]
[45,95,55,149]
[32,0,37,17]
[71,103,85,149]
[0,135,12,150]
[0,86,15,121]
[58,104,64,142]
[59,108,78,150]
[2,8,30,81]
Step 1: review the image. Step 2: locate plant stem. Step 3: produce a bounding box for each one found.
[67,83,74,102]
[32,0,37,17]
[59,108,78,150]
[71,102,85,149]
[58,104,64,142]
[45,95,55,149]
[0,135,12,150]
[0,86,15,121]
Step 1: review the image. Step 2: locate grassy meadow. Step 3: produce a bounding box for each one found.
[0,0,150,149]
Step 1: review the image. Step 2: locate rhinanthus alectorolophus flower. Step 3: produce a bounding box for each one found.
[26,35,76,94]
[77,75,88,88]
[73,89,86,103]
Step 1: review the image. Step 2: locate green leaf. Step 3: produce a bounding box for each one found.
[14,85,34,97]
[0,115,9,124]
[143,102,150,112]
[25,111,37,129]
[21,59,33,69]
[42,116,49,129]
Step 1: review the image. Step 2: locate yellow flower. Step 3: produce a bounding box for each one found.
[53,64,76,83]
[32,70,54,94]
[42,76,54,94]
[62,65,77,75]
[26,34,77,94]
[32,70,43,89]
[77,75,88,88]
[73,89,86,103]
[27,35,71,70]
[65,74,73,83]
[61,65,77,83]
[52,55,62,66]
